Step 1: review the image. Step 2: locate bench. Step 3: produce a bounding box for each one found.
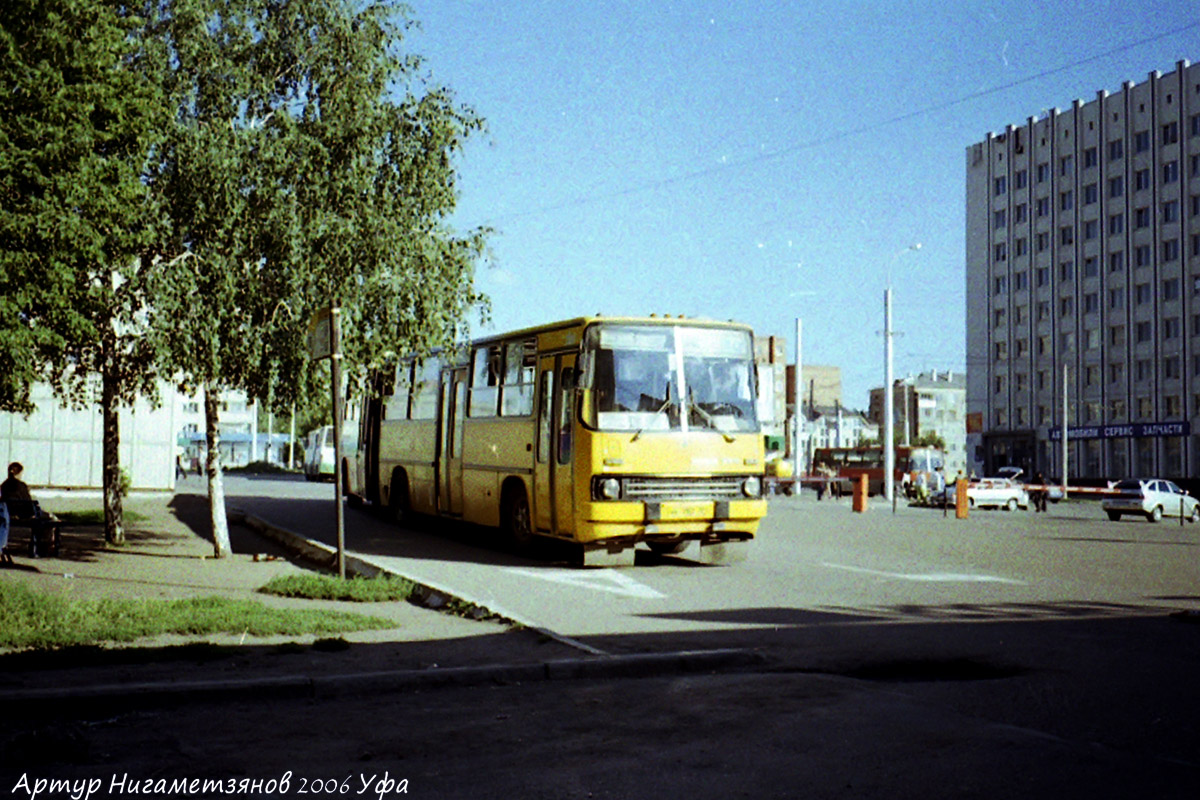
[1,499,63,558]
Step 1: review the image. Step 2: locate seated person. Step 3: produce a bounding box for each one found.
[1,461,33,504]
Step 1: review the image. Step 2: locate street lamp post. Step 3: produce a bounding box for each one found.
[884,243,922,504]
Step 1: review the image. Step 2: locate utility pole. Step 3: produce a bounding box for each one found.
[1062,362,1069,500]
[793,318,803,481]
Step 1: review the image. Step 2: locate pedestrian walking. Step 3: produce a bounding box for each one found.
[1032,472,1048,512]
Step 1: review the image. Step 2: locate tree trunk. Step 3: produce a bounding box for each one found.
[101,365,125,546]
[204,382,232,558]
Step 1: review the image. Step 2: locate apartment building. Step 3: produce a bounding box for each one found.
[966,59,1200,480]
[869,371,967,477]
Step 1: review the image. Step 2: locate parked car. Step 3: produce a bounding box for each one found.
[996,467,1064,503]
[1101,478,1200,523]
[934,477,1028,510]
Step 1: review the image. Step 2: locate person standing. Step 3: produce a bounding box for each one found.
[1032,472,1048,512]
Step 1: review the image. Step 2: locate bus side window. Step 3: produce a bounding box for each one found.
[385,362,411,420]
[501,338,536,417]
[558,367,575,464]
[469,345,500,417]
[537,369,554,463]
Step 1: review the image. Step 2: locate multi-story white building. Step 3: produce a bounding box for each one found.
[869,371,967,477]
[967,59,1200,481]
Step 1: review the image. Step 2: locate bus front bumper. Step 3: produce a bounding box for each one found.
[578,498,767,545]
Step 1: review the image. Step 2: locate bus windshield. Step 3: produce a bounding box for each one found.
[583,324,758,433]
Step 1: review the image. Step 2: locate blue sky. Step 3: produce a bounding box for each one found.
[407,0,1199,409]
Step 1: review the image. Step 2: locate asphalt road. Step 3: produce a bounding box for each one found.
[223,476,1200,651]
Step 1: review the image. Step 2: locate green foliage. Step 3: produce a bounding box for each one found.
[0,581,395,651]
[0,0,168,413]
[260,573,418,603]
[912,431,947,450]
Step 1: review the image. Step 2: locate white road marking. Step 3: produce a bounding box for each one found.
[505,568,668,599]
[822,562,1026,585]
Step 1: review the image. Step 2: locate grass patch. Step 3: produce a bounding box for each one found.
[0,582,395,651]
[53,509,148,525]
[259,573,418,603]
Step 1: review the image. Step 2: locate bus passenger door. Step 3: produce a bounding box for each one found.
[439,368,466,516]
[534,359,555,533]
[553,354,577,537]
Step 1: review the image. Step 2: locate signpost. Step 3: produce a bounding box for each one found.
[308,306,346,579]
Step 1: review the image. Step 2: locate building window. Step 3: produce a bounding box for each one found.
[1036,266,1050,287]
[1035,231,1048,252]
[1083,219,1098,240]
[1059,227,1073,246]
[1193,233,1200,257]
[1060,155,1073,176]
[1036,197,1050,217]
[1163,239,1180,262]
[1163,121,1179,145]
[1166,395,1182,417]
[994,209,1007,228]
[1036,162,1049,183]
[1038,335,1050,355]
[1084,365,1099,386]
[1134,130,1150,153]
[1163,277,1180,300]
[1109,139,1124,160]
[1083,183,1099,205]
[994,308,1006,327]
[1013,271,1028,290]
[1191,113,1200,137]
[1060,190,1073,211]
[1084,256,1098,277]
[1164,316,1181,340]
[1164,356,1181,379]
[1164,161,1179,183]
[1191,153,1200,178]
[1037,301,1051,321]
[1109,214,1124,235]
[1135,207,1151,228]
[994,243,1007,262]
[1163,200,1179,223]
[1135,359,1153,381]
[1109,363,1124,384]
[1014,203,1027,223]
[994,276,1007,295]
[1086,327,1101,349]
[1109,176,1124,198]
[995,341,1007,360]
[1059,261,1074,281]
[1109,287,1125,309]
[1083,146,1098,168]
[1135,282,1152,305]
[1014,237,1027,256]
[1084,292,1099,313]
[994,176,1007,196]
[1192,194,1200,218]
[1109,251,1125,272]
[1134,244,1152,267]
[1135,168,1151,191]
[1135,320,1152,342]
[1109,325,1125,346]
[1060,331,1075,350]
[1015,169,1028,188]
[1059,297,1074,316]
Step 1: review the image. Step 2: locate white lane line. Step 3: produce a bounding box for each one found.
[822,562,1026,585]
[505,568,668,599]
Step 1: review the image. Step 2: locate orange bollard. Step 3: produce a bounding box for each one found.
[955,479,969,519]
[852,473,868,513]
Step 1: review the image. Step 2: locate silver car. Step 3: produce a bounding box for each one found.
[1101,478,1200,523]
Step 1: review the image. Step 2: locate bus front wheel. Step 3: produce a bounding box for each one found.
[504,487,535,550]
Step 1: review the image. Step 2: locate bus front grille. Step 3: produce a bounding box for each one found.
[622,476,745,501]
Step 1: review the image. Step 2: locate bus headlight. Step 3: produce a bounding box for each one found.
[598,477,622,500]
[742,476,762,497]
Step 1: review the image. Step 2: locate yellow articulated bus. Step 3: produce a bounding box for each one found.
[346,316,768,566]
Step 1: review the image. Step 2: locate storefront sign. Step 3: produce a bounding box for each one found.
[1047,421,1190,441]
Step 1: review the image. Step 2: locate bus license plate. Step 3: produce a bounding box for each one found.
[660,501,711,521]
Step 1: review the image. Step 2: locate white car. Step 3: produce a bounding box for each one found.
[964,477,1029,510]
[996,467,1064,503]
[1101,478,1200,523]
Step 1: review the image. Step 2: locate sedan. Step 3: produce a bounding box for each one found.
[1101,478,1200,523]
[935,478,1028,510]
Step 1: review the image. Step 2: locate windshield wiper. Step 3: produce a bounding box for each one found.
[632,381,672,442]
[687,387,734,442]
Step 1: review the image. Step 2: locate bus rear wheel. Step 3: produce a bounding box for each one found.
[505,488,535,550]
